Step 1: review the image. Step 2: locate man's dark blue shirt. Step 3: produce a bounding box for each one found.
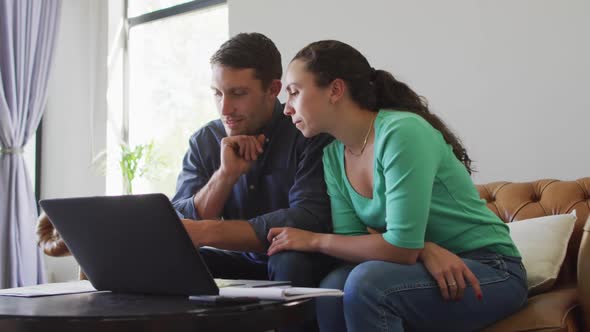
[172,101,333,261]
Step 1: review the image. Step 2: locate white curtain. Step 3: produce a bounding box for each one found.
[0,0,62,288]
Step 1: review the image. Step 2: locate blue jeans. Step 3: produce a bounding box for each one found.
[199,248,336,332]
[317,249,528,332]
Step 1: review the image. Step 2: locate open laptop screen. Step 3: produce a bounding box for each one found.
[40,194,219,296]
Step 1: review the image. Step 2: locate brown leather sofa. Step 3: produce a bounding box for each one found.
[478,178,589,332]
[37,178,590,331]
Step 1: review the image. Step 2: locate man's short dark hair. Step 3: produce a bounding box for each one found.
[210,32,282,89]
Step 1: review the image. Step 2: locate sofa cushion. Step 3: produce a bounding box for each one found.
[508,213,576,294]
[482,287,579,332]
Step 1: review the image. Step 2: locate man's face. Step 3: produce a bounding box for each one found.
[211,65,278,136]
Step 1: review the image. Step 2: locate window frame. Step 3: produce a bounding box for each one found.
[128,0,226,28]
[121,0,227,142]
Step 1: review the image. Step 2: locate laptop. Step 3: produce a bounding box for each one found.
[39,194,290,296]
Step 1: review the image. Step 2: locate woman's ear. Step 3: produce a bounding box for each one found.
[329,78,346,104]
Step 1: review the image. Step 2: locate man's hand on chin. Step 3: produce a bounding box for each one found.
[220,134,266,179]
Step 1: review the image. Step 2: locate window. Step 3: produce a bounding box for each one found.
[127,0,197,17]
[106,0,228,196]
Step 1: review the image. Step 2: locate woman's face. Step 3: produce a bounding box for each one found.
[283,59,333,138]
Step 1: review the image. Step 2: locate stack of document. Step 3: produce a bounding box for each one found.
[0,281,343,301]
[0,280,98,297]
[217,286,343,301]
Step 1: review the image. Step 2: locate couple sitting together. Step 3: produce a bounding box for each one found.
[173,32,527,332]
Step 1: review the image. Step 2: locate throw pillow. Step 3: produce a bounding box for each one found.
[507,212,577,295]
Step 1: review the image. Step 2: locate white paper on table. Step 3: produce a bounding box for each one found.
[217,286,344,301]
[0,280,100,297]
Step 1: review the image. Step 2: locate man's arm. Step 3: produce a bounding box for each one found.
[182,219,265,252]
[172,131,264,219]
[193,135,265,218]
[192,168,238,220]
[247,134,334,249]
[181,134,332,252]
[172,131,213,220]
[186,203,325,253]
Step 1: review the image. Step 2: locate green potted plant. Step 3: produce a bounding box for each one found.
[119,141,164,195]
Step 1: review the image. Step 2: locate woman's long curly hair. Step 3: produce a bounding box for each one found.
[292,40,473,174]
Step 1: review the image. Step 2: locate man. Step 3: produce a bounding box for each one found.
[172,33,333,295]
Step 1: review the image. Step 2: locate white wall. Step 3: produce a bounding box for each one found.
[42,0,108,282]
[42,0,589,281]
[229,0,590,183]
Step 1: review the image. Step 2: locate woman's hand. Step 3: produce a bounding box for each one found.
[266,227,321,256]
[420,242,483,301]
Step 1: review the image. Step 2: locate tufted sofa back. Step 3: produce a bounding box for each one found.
[476,178,590,285]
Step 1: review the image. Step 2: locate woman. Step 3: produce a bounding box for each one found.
[267,40,528,332]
